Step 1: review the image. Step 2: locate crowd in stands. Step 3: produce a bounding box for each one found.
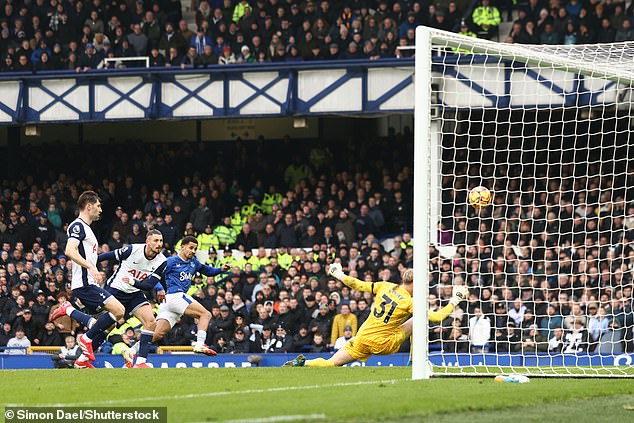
[1,0,631,74]
[1,130,633,359]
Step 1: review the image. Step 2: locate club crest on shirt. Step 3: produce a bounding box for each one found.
[72,225,80,233]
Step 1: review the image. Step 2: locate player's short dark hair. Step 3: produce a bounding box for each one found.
[77,191,100,210]
[146,229,163,239]
[181,235,198,246]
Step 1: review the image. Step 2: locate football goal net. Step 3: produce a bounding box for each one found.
[412,27,634,379]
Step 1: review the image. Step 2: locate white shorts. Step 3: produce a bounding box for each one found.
[156,293,196,328]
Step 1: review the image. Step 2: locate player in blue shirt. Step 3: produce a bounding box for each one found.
[126,235,230,356]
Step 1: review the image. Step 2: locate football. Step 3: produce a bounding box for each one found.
[468,186,493,209]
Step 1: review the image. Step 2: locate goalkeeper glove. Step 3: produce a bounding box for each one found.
[450,285,469,306]
[328,263,345,280]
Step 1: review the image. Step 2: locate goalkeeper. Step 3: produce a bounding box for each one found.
[283,263,469,367]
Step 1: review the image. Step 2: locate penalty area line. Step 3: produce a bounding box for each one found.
[4,378,409,407]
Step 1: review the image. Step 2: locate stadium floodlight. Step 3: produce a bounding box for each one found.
[413,26,634,380]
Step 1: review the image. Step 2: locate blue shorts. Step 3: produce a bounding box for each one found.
[72,285,114,315]
[106,287,150,316]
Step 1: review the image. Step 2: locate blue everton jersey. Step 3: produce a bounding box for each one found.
[163,255,225,294]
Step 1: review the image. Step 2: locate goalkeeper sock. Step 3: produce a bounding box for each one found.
[305,358,335,368]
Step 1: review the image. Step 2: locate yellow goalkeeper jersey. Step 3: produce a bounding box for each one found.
[343,278,413,341]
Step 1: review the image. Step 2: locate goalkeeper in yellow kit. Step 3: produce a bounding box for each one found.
[283,263,469,367]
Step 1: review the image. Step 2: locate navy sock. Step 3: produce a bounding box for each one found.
[138,331,154,359]
[86,313,116,339]
[70,309,94,328]
[91,330,107,351]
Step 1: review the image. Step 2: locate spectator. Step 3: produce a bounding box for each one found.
[218,45,237,64]
[563,317,590,353]
[191,27,212,56]
[229,328,250,353]
[159,23,187,55]
[6,327,30,354]
[0,322,12,346]
[615,19,634,42]
[588,306,610,347]
[267,323,293,353]
[309,332,327,353]
[330,303,357,345]
[521,324,549,353]
[292,324,312,352]
[495,321,521,353]
[127,24,149,56]
[508,298,526,326]
[333,325,354,351]
[52,335,80,368]
[35,322,63,346]
[468,306,491,352]
[197,45,218,67]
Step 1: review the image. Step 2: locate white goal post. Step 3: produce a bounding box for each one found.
[413,26,634,379]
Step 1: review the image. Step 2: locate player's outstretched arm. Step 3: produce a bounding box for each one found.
[198,262,231,277]
[428,285,469,323]
[98,251,117,262]
[124,262,167,291]
[328,263,374,292]
[98,245,132,263]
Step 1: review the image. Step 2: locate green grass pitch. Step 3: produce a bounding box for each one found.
[2,367,634,422]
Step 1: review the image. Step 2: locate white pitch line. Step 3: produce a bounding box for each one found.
[193,413,327,423]
[4,378,409,407]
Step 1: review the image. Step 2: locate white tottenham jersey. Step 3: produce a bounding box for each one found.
[67,218,99,290]
[107,244,167,293]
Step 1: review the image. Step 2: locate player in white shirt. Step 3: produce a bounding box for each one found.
[98,230,167,368]
[49,191,125,368]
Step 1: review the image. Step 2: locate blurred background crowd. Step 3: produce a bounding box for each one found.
[1,0,632,72]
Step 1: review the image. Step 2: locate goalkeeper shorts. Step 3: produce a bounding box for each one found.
[344,327,408,362]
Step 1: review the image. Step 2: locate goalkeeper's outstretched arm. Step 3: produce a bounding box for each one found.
[429,285,469,323]
[328,263,373,292]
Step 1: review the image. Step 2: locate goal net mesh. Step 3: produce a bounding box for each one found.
[423,29,634,377]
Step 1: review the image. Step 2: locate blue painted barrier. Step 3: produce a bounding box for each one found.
[2,353,633,369]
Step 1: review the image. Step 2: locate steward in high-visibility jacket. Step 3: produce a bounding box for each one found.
[261,189,282,214]
[220,248,239,268]
[197,225,219,253]
[472,0,501,34]
[232,0,251,22]
[230,208,245,233]
[175,228,197,251]
[453,24,477,54]
[214,217,238,248]
[241,195,260,219]
[277,246,293,270]
[234,249,261,271]
[187,273,206,296]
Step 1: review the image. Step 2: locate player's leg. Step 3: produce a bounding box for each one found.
[401,318,413,337]
[400,319,414,365]
[310,348,356,367]
[182,298,216,355]
[76,287,124,361]
[49,301,96,329]
[131,303,157,366]
[152,318,172,343]
[284,340,362,367]
[128,318,172,358]
[152,294,179,344]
